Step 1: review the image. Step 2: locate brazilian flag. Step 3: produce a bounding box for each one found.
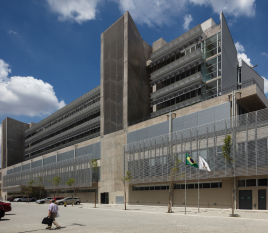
[186,153,198,168]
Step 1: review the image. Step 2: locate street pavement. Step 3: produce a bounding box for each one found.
[1,202,268,232]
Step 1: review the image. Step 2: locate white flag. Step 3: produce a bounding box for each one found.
[199,156,211,171]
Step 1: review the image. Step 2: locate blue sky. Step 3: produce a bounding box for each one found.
[0,0,268,150]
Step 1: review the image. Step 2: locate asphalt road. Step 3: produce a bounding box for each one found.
[1,202,268,232]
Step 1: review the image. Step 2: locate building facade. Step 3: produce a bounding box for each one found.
[1,11,268,210]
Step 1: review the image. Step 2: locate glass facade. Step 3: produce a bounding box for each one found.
[202,32,221,60]
[202,55,221,82]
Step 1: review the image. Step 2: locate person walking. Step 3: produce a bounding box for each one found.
[46,200,61,230]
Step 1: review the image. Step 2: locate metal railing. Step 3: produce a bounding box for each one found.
[151,72,203,100]
[124,108,268,184]
[3,154,93,191]
[25,86,100,135]
[150,25,203,62]
[25,117,100,153]
[25,102,100,144]
[150,48,203,81]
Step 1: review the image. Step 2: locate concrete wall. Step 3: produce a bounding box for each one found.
[201,18,216,31]
[152,38,167,52]
[99,129,127,204]
[1,117,29,169]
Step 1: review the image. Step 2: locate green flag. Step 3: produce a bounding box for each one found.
[186,153,198,168]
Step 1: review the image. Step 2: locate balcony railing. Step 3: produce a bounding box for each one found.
[25,117,100,153]
[25,85,100,135]
[150,48,203,82]
[24,132,100,160]
[151,96,202,118]
[151,72,203,100]
[150,24,203,62]
[25,101,100,144]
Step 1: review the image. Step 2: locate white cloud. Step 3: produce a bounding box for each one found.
[235,42,245,53]
[235,42,252,67]
[46,0,101,24]
[238,53,252,67]
[190,0,256,17]
[0,59,11,82]
[183,14,193,30]
[115,0,188,27]
[0,59,65,117]
[262,52,268,58]
[8,30,18,35]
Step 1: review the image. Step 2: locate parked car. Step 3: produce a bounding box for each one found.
[8,196,23,202]
[36,197,53,204]
[53,197,64,202]
[14,196,36,202]
[0,202,12,212]
[56,197,81,205]
[0,205,5,220]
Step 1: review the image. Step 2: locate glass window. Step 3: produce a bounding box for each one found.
[211,182,219,188]
[174,184,180,189]
[188,184,195,189]
[238,180,245,187]
[155,186,161,190]
[161,186,167,190]
[246,179,256,187]
[149,186,155,190]
[203,183,210,188]
[258,179,268,186]
[144,186,150,190]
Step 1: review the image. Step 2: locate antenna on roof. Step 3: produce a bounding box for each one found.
[252,65,258,68]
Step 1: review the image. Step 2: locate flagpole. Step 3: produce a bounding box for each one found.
[185,154,186,215]
[198,165,199,213]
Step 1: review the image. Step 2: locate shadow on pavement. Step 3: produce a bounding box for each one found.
[17,223,85,233]
[0,218,10,221]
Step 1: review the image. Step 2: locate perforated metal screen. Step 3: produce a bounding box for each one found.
[3,154,92,191]
[124,108,268,184]
[103,16,124,135]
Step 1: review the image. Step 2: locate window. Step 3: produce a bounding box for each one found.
[258,179,268,186]
[246,179,256,187]
[203,183,210,188]
[238,180,245,187]
[211,182,220,188]
[188,184,195,189]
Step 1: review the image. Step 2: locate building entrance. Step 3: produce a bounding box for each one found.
[101,192,109,204]
[258,189,266,210]
[239,190,252,209]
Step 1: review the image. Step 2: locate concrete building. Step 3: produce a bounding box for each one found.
[1,11,268,210]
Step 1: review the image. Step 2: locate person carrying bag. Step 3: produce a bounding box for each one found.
[44,200,61,230]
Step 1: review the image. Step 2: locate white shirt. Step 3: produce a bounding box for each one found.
[48,203,59,213]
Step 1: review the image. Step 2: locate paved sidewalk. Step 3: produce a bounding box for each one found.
[1,202,268,233]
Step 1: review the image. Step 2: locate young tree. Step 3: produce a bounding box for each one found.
[66,178,76,206]
[89,159,98,208]
[121,171,133,210]
[222,135,235,217]
[37,176,44,200]
[25,180,35,203]
[49,176,62,198]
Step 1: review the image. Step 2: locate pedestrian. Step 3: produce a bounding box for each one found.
[46,200,61,230]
